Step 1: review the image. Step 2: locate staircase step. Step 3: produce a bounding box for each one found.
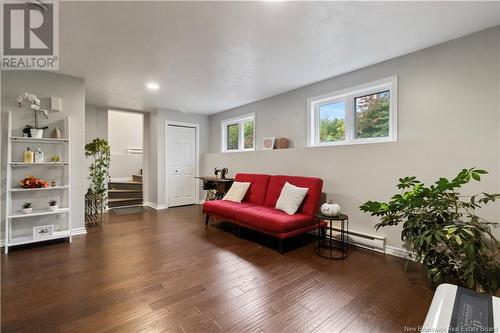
[108,182,142,191]
[109,197,142,202]
[108,189,142,192]
[132,174,142,182]
[109,190,143,199]
[109,201,143,208]
[108,198,143,208]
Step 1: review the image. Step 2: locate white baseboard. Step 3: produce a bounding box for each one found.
[385,245,413,260]
[144,202,167,210]
[72,227,87,236]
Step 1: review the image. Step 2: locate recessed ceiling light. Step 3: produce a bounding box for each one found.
[146,82,159,91]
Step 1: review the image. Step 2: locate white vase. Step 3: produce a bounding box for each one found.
[30,128,44,139]
[22,207,33,214]
[48,206,58,212]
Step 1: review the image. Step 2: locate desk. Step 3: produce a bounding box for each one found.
[196,176,234,201]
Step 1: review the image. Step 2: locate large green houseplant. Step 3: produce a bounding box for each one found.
[85,138,111,203]
[360,168,500,293]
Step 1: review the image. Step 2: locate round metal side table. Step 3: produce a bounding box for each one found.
[315,212,349,259]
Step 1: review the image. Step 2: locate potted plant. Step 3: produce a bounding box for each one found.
[48,200,58,211]
[22,202,33,214]
[17,93,49,138]
[85,138,111,207]
[360,168,500,293]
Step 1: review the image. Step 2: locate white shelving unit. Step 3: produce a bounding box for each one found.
[5,111,72,253]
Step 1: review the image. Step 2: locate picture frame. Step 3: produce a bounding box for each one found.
[262,137,275,150]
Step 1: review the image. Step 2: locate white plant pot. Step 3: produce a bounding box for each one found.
[22,207,33,214]
[30,129,44,139]
[48,206,58,211]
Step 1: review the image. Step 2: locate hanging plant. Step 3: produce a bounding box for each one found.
[85,138,111,204]
[360,168,500,294]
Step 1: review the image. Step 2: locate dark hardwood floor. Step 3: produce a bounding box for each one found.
[1,205,433,332]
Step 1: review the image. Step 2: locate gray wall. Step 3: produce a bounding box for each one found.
[148,109,210,207]
[1,71,86,232]
[85,104,108,144]
[205,27,500,249]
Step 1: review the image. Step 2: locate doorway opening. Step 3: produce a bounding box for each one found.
[107,110,144,209]
[166,122,199,208]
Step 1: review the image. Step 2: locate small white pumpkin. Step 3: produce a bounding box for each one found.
[320,202,341,217]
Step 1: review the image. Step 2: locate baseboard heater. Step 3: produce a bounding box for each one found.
[324,226,386,253]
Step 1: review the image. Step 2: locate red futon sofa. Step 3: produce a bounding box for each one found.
[203,173,323,253]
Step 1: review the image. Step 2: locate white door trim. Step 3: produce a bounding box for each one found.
[165,120,200,208]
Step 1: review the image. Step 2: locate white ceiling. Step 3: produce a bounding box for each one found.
[59,1,500,114]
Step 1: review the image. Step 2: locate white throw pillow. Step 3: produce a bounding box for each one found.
[222,182,251,203]
[275,182,309,215]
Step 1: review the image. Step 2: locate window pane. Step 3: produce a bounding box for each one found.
[355,91,390,139]
[243,121,254,149]
[319,101,345,142]
[227,124,239,150]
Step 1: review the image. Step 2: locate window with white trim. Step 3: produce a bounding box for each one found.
[221,113,255,152]
[308,76,397,147]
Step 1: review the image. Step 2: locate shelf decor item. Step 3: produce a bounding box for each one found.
[22,202,33,214]
[360,168,500,294]
[19,176,49,189]
[48,200,58,211]
[275,137,289,149]
[33,225,54,240]
[85,138,111,205]
[52,127,61,139]
[23,147,34,163]
[34,148,45,163]
[262,137,275,150]
[17,93,49,138]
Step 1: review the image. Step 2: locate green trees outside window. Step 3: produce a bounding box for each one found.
[244,121,254,149]
[319,101,345,142]
[355,90,390,138]
[227,124,239,150]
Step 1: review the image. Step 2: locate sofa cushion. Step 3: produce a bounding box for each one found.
[235,206,315,234]
[275,182,309,215]
[264,175,323,217]
[222,181,251,203]
[203,200,256,219]
[234,173,271,205]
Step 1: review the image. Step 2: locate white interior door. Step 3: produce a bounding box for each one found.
[167,125,196,207]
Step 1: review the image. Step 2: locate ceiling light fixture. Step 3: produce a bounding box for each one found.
[146,82,159,91]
